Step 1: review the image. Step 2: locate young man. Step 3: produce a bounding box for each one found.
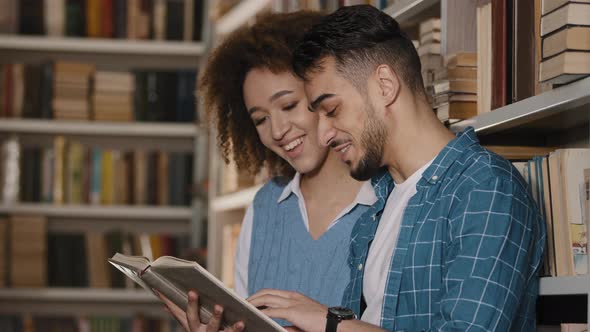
[248,5,546,332]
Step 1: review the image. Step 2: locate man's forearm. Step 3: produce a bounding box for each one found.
[338,319,388,332]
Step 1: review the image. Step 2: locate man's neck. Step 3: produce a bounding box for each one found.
[383,96,456,184]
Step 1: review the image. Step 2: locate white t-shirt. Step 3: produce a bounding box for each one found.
[361,160,433,325]
[233,173,377,298]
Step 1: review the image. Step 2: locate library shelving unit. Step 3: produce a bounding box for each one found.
[0,288,161,317]
[0,29,210,318]
[0,35,206,69]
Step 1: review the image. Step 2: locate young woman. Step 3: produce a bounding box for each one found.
[160,11,379,331]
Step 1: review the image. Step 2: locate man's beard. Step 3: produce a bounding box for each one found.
[350,106,387,181]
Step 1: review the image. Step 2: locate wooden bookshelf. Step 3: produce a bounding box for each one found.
[0,35,205,69]
[451,77,590,136]
[384,0,440,25]
[0,119,200,138]
[0,288,164,317]
[0,2,211,325]
[0,203,192,220]
[0,35,206,56]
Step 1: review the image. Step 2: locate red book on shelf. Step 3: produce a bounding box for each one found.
[492,0,509,109]
[101,0,114,38]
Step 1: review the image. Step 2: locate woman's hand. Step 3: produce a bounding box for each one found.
[157,290,245,332]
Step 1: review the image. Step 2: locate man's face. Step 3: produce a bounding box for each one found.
[304,57,387,181]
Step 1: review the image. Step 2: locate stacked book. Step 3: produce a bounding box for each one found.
[7,215,47,288]
[417,18,443,104]
[539,0,590,84]
[53,62,95,121]
[433,53,478,124]
[93,71,135,122]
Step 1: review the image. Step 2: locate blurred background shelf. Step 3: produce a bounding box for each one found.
[0,203,192,220]
[0,288,164,317]
[540,276,590,296]
[0,119,201,152]
[0,119,200,138]
[211,185,263,212]
[215,0,273,35]
[0,35,205,69]
[384,0,440,27]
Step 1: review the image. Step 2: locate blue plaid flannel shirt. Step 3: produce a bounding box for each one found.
[342,127,546,332]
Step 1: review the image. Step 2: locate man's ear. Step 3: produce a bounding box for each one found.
[374,64,400,108]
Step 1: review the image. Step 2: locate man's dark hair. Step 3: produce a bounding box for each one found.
[293,5,424,96]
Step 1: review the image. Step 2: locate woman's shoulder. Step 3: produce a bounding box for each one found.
[253,175,292,200]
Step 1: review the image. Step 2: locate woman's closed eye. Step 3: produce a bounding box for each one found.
[254,116,268,126]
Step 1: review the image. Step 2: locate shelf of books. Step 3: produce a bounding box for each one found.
[0,289,170,328]
[0,0,209,329]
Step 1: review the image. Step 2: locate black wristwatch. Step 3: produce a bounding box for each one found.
[325,306,355,332]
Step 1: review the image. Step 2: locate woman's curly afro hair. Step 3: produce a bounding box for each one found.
[199,11,323,178]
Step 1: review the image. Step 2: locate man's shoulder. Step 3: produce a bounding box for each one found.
[448,143,528,195]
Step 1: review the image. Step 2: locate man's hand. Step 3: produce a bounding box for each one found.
[248,289,328,332]
[157,290,244,332]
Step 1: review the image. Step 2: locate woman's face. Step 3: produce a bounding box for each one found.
[243,68,329,174]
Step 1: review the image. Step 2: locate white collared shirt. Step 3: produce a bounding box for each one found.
[233,173,377,298]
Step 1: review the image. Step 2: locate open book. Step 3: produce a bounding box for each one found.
[108,253,286,332]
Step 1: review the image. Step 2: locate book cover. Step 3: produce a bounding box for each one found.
[109,253,288,332]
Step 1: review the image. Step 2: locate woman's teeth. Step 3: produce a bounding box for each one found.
[284,138,303,151]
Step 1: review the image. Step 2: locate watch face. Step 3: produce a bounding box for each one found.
[328,307,355,319]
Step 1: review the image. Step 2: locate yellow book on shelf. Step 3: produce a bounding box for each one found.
[101,150,114,205]
[86,0,102,38]
[150,235,163,260]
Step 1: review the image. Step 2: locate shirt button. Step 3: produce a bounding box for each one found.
[431,175,438,181]
[358,263,363,270]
